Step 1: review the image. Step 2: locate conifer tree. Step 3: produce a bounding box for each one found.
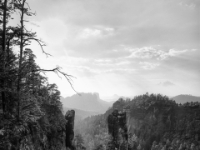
[1,0,7,115]
[0,1,74,149]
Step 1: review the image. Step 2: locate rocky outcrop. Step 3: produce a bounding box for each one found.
[107,109,128,149]
[65,110,75,150]
[107,109,119,144]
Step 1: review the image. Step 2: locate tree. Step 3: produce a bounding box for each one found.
[0,1,75,150]
[74,134,85,150]
[1,0,7,115]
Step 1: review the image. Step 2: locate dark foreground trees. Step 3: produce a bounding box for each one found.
[0,1,72,149]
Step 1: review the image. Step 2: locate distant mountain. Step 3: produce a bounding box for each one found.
[60,93,112,113]
[172,94,200,104]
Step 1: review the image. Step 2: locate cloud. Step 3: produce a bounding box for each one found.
[139,62,159,70]
[79,28,102,39]
[30,0,199,57]
[128,47,164,59]
[78,27,114,39]
[166,49,188,56]
[26,0,200,97]
[128,46,194,60]
[159,49,194,60]
[179,0,200,9]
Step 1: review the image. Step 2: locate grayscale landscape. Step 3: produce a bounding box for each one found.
[0,0,199,150]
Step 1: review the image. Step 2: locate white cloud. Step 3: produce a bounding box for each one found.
[27,0,200,98]
[79,28,102,39]
[168,49,188,56]
[139,62,159,70]
[79,26,115,39]
[128,46,194,60]
[128,47,164,59]
[105,27,114,32]
[179,1,197,9]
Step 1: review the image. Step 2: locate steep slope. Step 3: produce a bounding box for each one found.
[61,93,112,113]
[172,94,200,104]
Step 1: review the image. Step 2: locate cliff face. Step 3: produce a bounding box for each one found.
[107,109,128,150]
[65,110,75,150]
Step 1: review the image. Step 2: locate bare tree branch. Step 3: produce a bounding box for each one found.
[33,67,79,95]
[23,37,51,57]
[25,2,33,12]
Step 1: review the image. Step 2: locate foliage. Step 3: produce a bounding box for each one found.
[75,93,200,150]
[0,1,67,150]
[74,133,86,150]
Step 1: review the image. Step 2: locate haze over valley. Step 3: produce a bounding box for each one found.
[61,93,200,122]
[0,0,199,150]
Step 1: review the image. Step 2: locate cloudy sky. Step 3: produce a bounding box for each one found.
[22,0,200,99]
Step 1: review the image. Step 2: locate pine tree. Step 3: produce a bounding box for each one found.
[0,1,75,149]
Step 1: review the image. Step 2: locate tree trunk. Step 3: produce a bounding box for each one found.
[17,0,26,120]
[1,0,8,116]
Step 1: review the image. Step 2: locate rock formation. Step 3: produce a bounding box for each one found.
[107,109,128,149]
[65,110,75,150]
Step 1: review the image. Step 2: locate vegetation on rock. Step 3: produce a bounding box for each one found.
[75,93,200,150]
[0,1,72,149]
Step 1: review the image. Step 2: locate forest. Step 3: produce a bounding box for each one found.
[1,0,200,150]
[75,94,200,150]
[0,0,69,149]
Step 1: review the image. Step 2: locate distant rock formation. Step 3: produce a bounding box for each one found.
[60,93,113,113]
[172,94,200,104]
[65,110,75,150]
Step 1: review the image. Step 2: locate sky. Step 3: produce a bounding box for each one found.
[17,0,200,99]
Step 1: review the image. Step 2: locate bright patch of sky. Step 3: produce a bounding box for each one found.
[17,0,200,99]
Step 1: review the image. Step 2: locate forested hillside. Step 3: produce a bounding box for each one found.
[0,1,70,149]
[75,93,200,150]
